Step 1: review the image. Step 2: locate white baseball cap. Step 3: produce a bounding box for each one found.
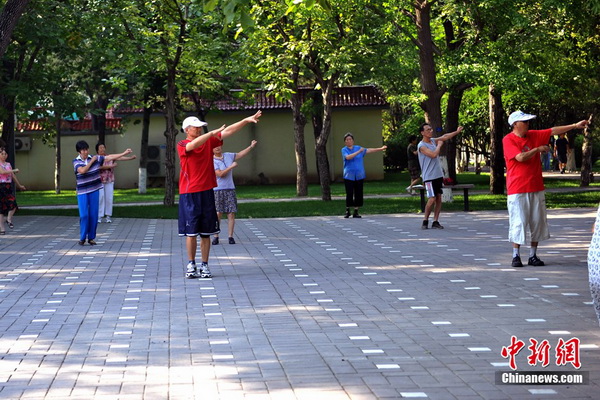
[182,116,207,130]
[508,110,536,126]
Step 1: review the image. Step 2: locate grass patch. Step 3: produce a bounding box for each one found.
[15,171,600,219]
[19,171,598,206]
[18,191,600,219]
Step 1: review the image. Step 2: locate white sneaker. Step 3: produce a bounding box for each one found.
[106,216,112,223]
[98,218,103,223]
[199,263,212,278]
[186,262,200,279]
[406,186,412,193]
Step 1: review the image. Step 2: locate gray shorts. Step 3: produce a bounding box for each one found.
[507,191,550,245]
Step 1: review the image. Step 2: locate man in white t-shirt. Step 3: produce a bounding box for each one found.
[212,140,257,245]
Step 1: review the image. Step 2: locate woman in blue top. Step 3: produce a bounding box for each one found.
[341,132,387,218]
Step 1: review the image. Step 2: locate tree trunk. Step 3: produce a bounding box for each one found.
[580,116,593,187]
[415,1,446,174]
[0,59,15,167]
[310,93,330,201]
[92,97,109,145]
[163,68,178,206]
[54,118,61,194]
[291,66,308,196]
[138,105,151,194]
[0,95,16,169]
[291,91,308,196]
[315,140,331,201]
[488,83,505,194]
[0,0,30,60]
[316,82,337,201]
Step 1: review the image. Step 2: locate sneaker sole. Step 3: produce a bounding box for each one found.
[200,273,212,278]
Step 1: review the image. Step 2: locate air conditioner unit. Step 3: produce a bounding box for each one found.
[147,144,166,177]
[15,137,32,152]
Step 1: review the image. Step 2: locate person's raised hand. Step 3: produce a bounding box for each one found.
[247,110,262,124]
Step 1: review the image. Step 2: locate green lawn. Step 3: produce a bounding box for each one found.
[17,171,600,206]
[15,171,600,219]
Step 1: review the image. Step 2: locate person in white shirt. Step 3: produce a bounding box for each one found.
[211,140,257,245]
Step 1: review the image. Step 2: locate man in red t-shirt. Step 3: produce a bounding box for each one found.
[178,111,262,278]
[503,111,588,268]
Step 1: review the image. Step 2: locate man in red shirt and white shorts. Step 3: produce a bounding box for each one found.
[178,111,262,278]
[503,110,588,268]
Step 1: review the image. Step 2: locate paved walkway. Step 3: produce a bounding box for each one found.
[0,208,599,399]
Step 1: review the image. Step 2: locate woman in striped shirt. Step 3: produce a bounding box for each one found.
[73,140,132,245]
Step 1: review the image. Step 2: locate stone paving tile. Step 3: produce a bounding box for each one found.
[0,209,598,399]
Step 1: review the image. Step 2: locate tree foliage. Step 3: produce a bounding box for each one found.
[1,0,600,195]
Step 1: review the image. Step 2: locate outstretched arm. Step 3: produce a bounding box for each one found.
[437,126,463,142]
[235,140,257,160]
[220,111,262,140]
[365,145,387,154]
[105,149,132,162]
[115,155,137,161]
[551,120,589,135]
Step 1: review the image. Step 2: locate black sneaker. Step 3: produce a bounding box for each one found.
[228,237,236,244]
[212,237,219,245]
[78,240,85,246]
[353,210,361,218]
[528,255,545,266]
[431,221,444,229]
[88,239,97,246]
[511,255,524,268]
[421,220,428,230]
[344,209,350,218]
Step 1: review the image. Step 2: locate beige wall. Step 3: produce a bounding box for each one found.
[15,108,385,190]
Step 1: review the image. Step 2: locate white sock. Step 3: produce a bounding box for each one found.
[529,247,537,258]
[513,248,520,258]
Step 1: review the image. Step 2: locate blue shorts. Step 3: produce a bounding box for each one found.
[178,191,220,237]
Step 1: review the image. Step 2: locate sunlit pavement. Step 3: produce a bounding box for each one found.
[0,208,599,399]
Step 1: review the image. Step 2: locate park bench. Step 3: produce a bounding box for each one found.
[412,183,475,212]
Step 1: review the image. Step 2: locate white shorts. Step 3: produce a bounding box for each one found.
[507,191,550,245]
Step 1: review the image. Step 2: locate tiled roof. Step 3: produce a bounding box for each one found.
[117,85,388,114]
[17,86,387,132]
[17,118,123,133]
